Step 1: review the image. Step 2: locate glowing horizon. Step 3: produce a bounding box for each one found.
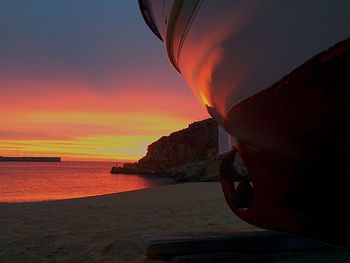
[0,1,208,162]
[0,81,207,161]
[0,72,208,161]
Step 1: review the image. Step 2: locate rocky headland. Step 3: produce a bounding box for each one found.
[111,118,220,182]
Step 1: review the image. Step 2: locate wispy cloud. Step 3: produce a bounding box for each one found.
[0,0,208,161]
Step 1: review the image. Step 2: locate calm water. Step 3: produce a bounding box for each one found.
[0,161,173,203]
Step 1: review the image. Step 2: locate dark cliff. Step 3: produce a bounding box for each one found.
[111,118,220,181]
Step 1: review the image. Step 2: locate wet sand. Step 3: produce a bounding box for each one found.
[0,182,258,262]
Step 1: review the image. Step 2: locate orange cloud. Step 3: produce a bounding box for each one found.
[0,74,208,161]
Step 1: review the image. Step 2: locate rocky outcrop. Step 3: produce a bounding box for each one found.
[110,118,220,181]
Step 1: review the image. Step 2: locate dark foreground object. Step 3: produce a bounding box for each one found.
[0,156,61,162]
[142,231,350,262]
[220,38,350,248]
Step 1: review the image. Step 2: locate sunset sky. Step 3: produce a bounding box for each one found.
[0,1,208,161]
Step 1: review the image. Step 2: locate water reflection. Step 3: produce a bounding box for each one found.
[0,161,173,202]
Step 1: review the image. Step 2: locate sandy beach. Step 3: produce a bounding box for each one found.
[0,182,258,262]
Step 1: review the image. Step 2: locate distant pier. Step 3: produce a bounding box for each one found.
[0,156,61,162]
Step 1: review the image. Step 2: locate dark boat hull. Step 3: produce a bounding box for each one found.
[220,39,350,248]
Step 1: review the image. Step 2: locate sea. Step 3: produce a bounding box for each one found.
[0,161,173,203]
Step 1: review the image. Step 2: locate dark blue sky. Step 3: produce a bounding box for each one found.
[0,0,207,161]
[0,0,191,94]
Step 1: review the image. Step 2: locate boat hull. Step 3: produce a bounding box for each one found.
[139,0,350,248]
[220,39,350,248]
